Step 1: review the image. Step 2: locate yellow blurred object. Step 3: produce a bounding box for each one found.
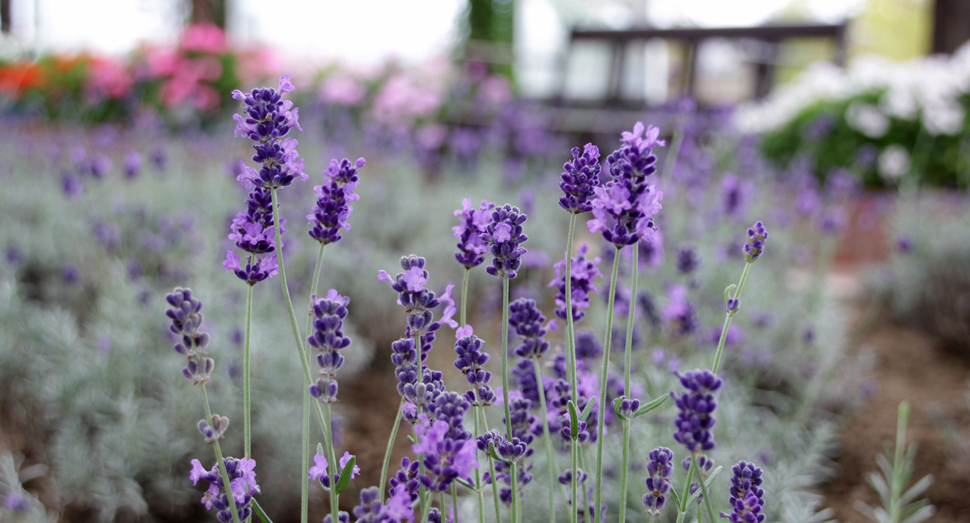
[850,0,932,60]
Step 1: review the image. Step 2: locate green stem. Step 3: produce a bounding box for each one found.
[619,420,630,523]
[510,462,519,523]
[379,400,405,502]
[531,359,557,523]
[593,248,623,516]
[677,457,696,521]
[451,483,460,523]
[485,428,503,523]
[302,242,326,523]
[619,248,639,523]
[570,444,578,523]
[711,262,751,375]
[244,283,254,458]
[470,391,485,523]
[301,243,327,523]
[269,188,339,523]
[461,268,470,327]
[661,127,685,180]
[563,213,578,400]
[501,277,512,441]
[202,384,242,523]
[693,453,717,523]
[562,213,579,523]
[301,389,310,523]
[891,402,910,522]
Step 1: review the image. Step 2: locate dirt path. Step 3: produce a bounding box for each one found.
[821,314,970,522]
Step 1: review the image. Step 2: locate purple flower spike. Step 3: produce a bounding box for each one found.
[743,221,768,263]
[642,447,674,516]
[453,199,496,269]
[670,369,723,452]
[224,185,284,285]
[558,143,602,214]
[454,326,496,407]
[165,287,214,384]
[719,461,766,523]
[413,393,479,492]
[189,456,261,522]
[232,75,306,190]
[549,244,602,323]
[308,157,365,245]
[480,204,528,279]
[508,298,552,359]
[307,290,352,404]
[588,124,665,248]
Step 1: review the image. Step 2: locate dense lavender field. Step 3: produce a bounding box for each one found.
[0,54,966,523]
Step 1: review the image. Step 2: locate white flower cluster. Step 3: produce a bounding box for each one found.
[735,42,970,138]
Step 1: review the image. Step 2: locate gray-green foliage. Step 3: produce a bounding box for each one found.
[868,193,970,351]
[0,453,57,523]
[855,403,935,523]
[0,120,855,523]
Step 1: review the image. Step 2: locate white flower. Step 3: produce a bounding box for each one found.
[922,100,965,135]
[846,102,889,138]
[878,145,910,181]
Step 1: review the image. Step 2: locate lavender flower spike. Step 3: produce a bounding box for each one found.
[165,287,214,384]
[452,199,496,269]
[548,244,602,323]
[558,143,602,214]
[587,123,665,248]
[480,204,528,279]
[642,447,674,516]
[307,290,352,404]
[743,221,768,263]
[670,369,723,452]
[508,298,554,359]
[308,157,365,245]
[719,461,766,523]
[232,75,306,190]
[189,456,261,522]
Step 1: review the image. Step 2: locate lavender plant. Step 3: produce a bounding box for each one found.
[0,75,871,523]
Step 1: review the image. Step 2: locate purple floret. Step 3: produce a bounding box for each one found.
[670,369,723,452]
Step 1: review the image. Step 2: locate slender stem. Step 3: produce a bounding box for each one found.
[451,483,460,523]
[269,188,339,523]
[891,402,910,522]
[619,420,630,523]
[500,277,512,440]
[678,456,696,516]
[661,127,685,180]
[570,444,578,523]
[469,391,485,523]
[202,384,242,523]
[302,243,326,523]
[243,283,254,458]
[486,438,503,523]
[593,248,623,516]
[578,447,591,521]
[623,249,638,398]
[461,268,470,327]
[693,453,717,523]
[531,359,558,523]
[510,462,519,523]
[379,400,405,502]
[562,212,579,523]
[563,213,578,400]
[301,389,310,523]
[711,261,751,375]
[619,249,639,523]
[323,403,340,520]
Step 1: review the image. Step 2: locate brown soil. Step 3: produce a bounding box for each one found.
[821,312,970,522]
